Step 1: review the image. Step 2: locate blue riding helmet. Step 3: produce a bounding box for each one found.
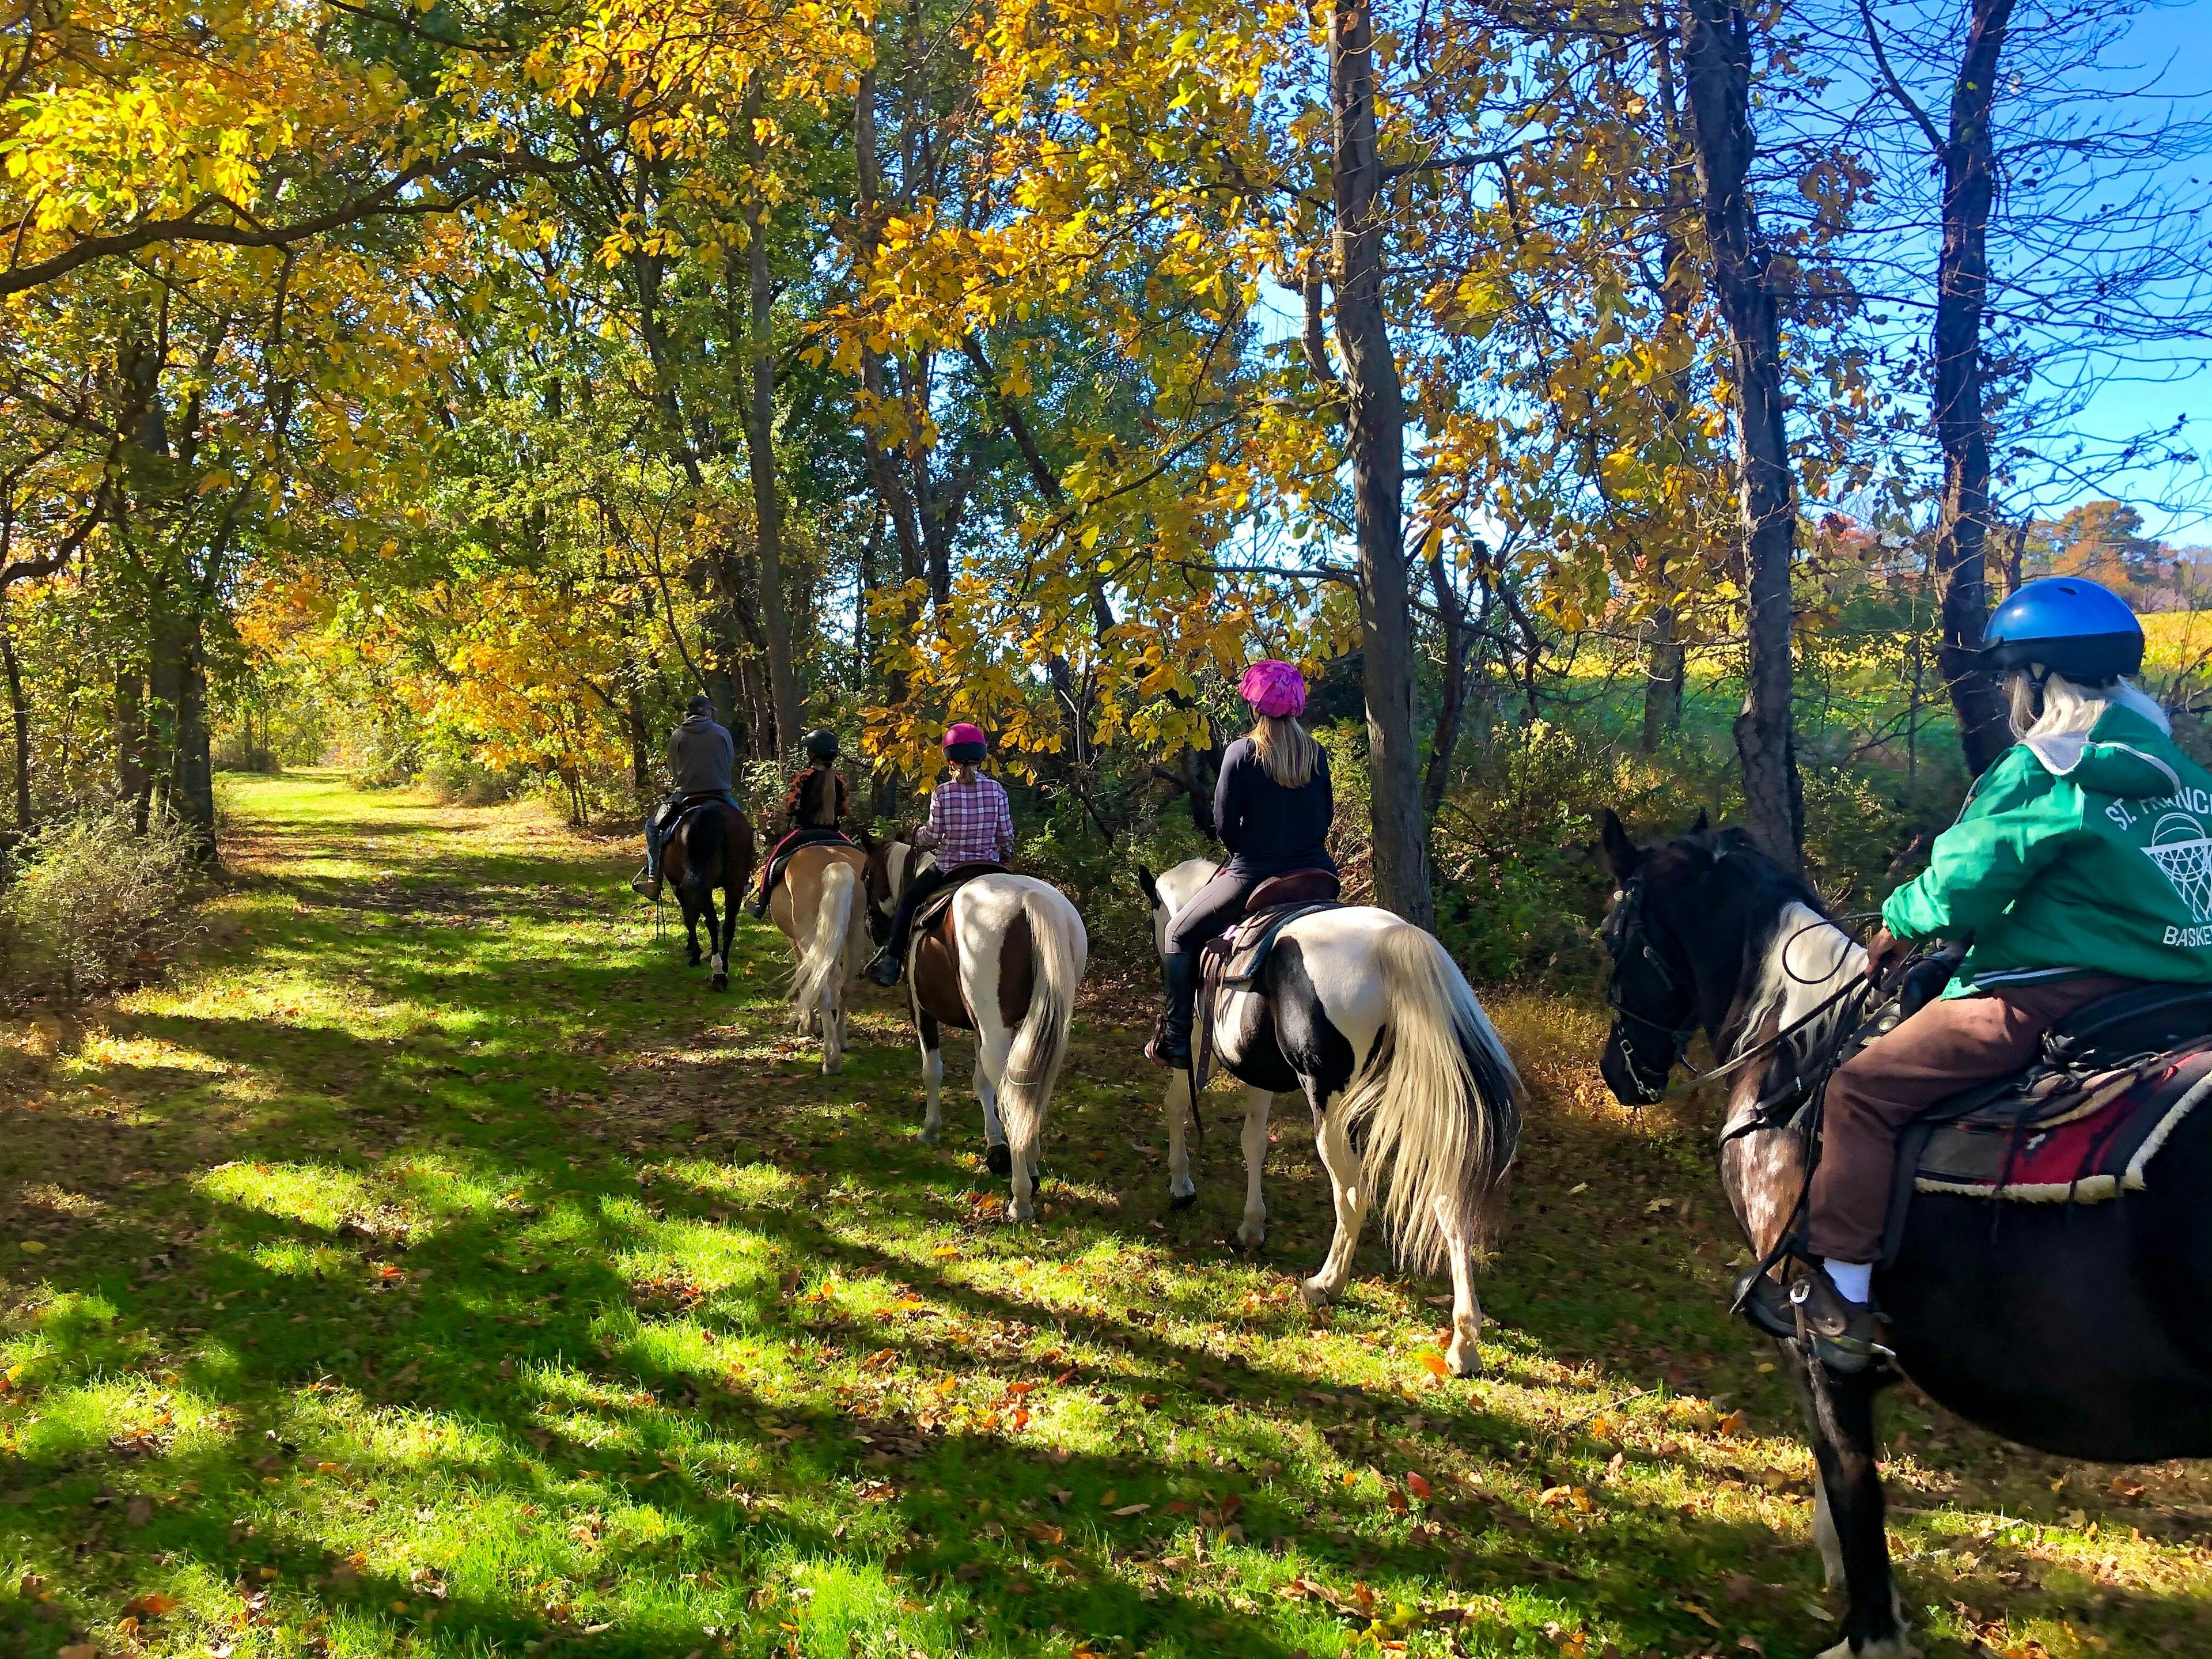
[1978,575,2144,684]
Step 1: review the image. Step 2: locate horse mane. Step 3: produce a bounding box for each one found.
[1652,826,1861,1068]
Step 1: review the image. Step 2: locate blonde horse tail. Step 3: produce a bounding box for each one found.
[1338,923,1524,1274]
[791,858,858,1022]
[997,886,1088,1147]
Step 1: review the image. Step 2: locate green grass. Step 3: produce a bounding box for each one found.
[1,772,2205,1658]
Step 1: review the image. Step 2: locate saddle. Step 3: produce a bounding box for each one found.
[1192,869,1343,1090]
[756,825,854,908]
[1875,981,2212,1259]
[911,861,1009,937]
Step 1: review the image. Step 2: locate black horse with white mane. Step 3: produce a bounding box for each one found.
[1599,810,2212,1659]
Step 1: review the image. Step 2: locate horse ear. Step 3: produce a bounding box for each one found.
[855,827,878,853]
[1135,863,1161,908]
[1599,810,1641,882]
[1690,807,1710,834]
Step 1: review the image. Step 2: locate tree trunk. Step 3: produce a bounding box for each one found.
[851,63,927,725]
[1422,546,1471,817]
[743,76,802,757]
[174,636,215,855]
[1681,0,1802,868]
[1331,0,1433,927]
[1,596,30,832]
[1923,0,2017,776]
[1641,605,1686,753]
[624,672,652,806]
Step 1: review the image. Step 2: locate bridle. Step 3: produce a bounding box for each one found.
[1604,868,1878,1118]
[1603,873,1700,1094]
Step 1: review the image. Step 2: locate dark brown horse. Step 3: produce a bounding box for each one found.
[1598,810,2212,1659]
[662,798,755,991]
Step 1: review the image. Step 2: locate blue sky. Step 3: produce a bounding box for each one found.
[2046,1,2210,540]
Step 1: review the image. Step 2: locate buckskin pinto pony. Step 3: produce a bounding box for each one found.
[661,800,756,992]
[863,831,1088,1219]
[766,840,873,1074]
[1597,810,2212,1659]
[1138,858,1524,1377]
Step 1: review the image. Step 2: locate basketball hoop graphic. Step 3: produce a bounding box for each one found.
[2143,812,2212,925]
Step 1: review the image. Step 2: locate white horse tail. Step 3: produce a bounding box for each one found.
[791,858,859,1021]
[1339,922,1524,1275]
[997,886,1088,1145]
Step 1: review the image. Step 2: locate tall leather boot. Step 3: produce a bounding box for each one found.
[1146,952,1196,1069]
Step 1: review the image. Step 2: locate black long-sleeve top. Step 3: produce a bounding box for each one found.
[1213,737,1335,877]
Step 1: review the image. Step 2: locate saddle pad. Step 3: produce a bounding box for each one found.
[1912,1044,2212,1202]
[1192,902,1340,1092]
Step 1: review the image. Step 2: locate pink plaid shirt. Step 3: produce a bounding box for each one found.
[916,772,1014,867]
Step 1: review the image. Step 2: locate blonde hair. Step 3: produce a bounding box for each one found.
[1250,714,1321,789]
[2006,669,2171,741]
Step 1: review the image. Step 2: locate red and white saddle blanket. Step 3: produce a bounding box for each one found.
[1908,1041,2212,1202]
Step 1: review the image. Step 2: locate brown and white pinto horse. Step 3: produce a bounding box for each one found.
[661,798,756,991]
[863,832,1088,1219]
[766,840,872,1074]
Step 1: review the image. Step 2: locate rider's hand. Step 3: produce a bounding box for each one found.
[1863,925,1909,987]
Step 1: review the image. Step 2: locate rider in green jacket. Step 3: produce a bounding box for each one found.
[1801,577,2212,1372]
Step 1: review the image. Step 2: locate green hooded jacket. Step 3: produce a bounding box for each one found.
[1882,700,2212,997]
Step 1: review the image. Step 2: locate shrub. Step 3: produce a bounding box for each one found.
[1,813,202,997]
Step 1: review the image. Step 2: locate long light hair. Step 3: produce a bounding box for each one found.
[2006,669,2172,741]
[1250,714,1321,788]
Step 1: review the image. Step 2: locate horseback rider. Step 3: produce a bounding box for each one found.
[631,694,739,902]
[747,729,850,918]
[864,724,1015,987]
[1800,577,2212,1371]
[1146,660,1335,1069]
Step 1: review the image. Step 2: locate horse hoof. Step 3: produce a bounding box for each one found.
[1168,1188,1197,1212]
[822,1057,843,1077]
[986,1143,1013,1177]
[1236,1224,1265,1251]
[1298,1277,1335,1309]
[1446,1344,1483,1378]
[711,973,728,991]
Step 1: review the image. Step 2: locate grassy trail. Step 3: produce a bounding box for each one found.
[1,774,2205,1659]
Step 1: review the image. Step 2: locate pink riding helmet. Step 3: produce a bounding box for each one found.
[1238,660,1307,719]
[942,722,988,750]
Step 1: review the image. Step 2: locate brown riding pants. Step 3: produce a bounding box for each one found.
[1808,974,2134,1264]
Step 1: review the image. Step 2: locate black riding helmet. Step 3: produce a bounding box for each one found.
[803,729,840,763]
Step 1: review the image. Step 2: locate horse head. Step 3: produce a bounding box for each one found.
[861,826,926,942]
[1137,857,1220,958]
[1597,806,1811,1107]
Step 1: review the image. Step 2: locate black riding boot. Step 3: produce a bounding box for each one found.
[1146,952,1196,1069]
[866,902,915,987]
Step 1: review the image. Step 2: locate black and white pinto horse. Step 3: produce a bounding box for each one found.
[1139,858,1523,1376]
[1598,811,2212,1659]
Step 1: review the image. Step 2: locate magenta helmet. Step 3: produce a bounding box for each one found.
[1237,660,1307,719]
[942,722,988,763]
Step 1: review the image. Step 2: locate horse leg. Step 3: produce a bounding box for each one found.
[1236,1085,1270,1249]
[976,1024,1016,1186]
[915,1006,945,1143]
[681,899,703,966]
[1433,1194,1485,1378]
[1786,1346,1910,1658]
[1165,1067,1198,1210]
[1301,1093,1367,1308]
[704,891,727,991]
[820,964,844,1075]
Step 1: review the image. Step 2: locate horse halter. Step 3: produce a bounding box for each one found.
[1602,873,1698,1097]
